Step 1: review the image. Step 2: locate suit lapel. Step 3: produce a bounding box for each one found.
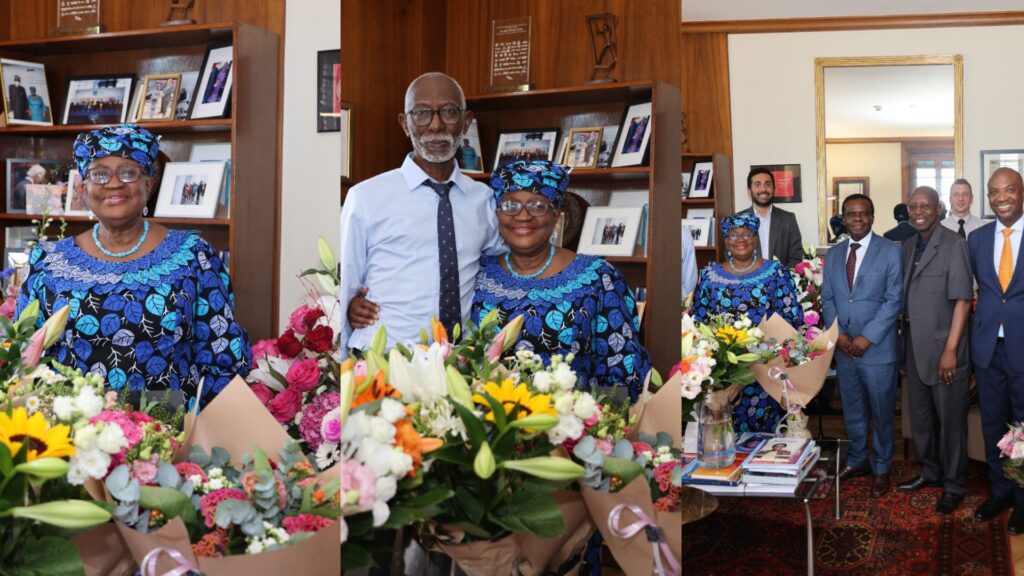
[833,239,852,299]
[1010,225,1024,293]
[853,234,881,292]
[911,230,940,281]
[902,240,914,293]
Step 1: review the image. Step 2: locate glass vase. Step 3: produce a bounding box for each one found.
[697,387,737,470]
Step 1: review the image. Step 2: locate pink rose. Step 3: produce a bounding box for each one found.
[131,458,159,485]
[252,338,280,361]
[289,305,314,335]
[803,310,820,327]
[793,261,810,275]
[321,409,341,444]
[286,358,321,392]
[267,387,303,423]
[250,383,274,405]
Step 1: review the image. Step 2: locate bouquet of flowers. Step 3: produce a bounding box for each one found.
[998,423,1024,488]
[679,313,765,421]
[790,245,826,340]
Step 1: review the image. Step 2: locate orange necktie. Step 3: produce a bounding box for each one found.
[999,228,1014,292]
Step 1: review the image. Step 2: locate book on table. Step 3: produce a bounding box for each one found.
[736,431,776,454]
[743,437,815,473]
[682,453,745,486]
[740,446,821,486]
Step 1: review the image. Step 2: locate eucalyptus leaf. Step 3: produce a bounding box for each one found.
[188,445,212,467]
[156,463,181,488]
[211,447,232,468]
[139,486,196,525]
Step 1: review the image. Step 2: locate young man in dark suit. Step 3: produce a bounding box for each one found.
[969,167,1024,534]
[739,167,803,268]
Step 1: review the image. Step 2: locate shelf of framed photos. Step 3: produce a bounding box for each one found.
[0,119,232,135]
[0,214,231,227]
[0,22,233,55]
[467,166,651,182]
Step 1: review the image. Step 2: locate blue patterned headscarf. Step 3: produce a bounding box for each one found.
[490,160,570,209]
[73,124,160,178]
[721,212,760,236]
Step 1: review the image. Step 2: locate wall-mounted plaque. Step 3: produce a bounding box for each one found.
[488,17,533,93]
[54,0,104,36]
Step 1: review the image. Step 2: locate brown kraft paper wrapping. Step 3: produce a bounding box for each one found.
[750,315,838,408]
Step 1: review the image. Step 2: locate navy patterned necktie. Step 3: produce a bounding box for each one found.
[425,179,461,333]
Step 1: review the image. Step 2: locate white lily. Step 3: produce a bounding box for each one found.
[388,344,447,402]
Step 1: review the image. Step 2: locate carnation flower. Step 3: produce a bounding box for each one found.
[199,488,249,528]
[131,459,159,485]
[193,529,230,558]
[282,513,333,535]
[96,423,129,454]
[340,459,376,511]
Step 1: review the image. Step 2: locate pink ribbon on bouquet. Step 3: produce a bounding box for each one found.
[607,503,680,576]
[140,547,202,576]
[768,365,803,418]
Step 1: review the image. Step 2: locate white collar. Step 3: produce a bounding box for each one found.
[399,153,470,194]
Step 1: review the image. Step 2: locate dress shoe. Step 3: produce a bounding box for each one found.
[1009,507,1024,535]
[898,475,941,492]
[838,465,871,482]
[935,493,964,515]
[871,473,891,497]
[974,496,1014,521]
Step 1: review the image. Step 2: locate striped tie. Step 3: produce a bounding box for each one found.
[999,228,1014,292]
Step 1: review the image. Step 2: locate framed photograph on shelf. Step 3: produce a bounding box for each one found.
[681,172,691,197]
[137,73,181,122]
[456,118,484,174]
[610,101,652,167]
[154,161,226,219]
[25,183,67,215]
[493,129,560,171]
[681,218,713,247]
[577,205,644,257]
[189,44,234,119]
[563,126,603,169]
[64,170,89,217]
[980,149,1024,218]
[317,49,341,132]
[173,71,200,121]
[687,161,714,199]
[189,143,232,163]
[6,159,74,214]
[753,163,802,203]
[1,58,54,126]
[62,75,134,125]
[686,207,715,220]
[597,125,619,168]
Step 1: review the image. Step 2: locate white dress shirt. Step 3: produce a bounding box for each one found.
[339,154,504,352]
[755,207,772,261]
[994,216,1023,337]
[845,232,874,285]
[941,212,985,238]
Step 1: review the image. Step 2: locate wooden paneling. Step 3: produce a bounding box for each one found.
[680,32,731,158]
[679,11,1024,34]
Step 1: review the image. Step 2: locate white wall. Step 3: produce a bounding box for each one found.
[729,25,1024,244]
[279,0,341,329]
[826,142,902,233]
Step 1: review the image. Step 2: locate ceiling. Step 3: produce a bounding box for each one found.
[682,0,1024,21]
[824,65,954,138]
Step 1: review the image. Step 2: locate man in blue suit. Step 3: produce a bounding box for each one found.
[968,167,1024,534]
[822,194,903,497]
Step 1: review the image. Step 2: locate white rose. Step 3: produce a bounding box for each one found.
[572,394,598,420]
[552,363,577,391]
[52,396,75,422]
[76,448,112,479]
[553,393,574,414]
[532,372,553,393]
[369,417,396,444]
[66,461,88,485]
[96,423,128,454]
[372,500,391,527]
[379,398,406,424]
[74,425,98,451]
[75,387,104,419]
[547,415,584,445]
[375,475,398,502]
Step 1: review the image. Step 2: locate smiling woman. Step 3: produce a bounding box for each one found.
[14,124,252,411]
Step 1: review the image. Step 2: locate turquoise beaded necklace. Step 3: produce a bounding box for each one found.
[506,244,556,279]
[93,221,150,258]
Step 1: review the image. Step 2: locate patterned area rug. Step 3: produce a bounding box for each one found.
[683,462,1014,575]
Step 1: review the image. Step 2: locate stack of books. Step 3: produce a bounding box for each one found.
[740,437,820,487]
[681,453,745,486]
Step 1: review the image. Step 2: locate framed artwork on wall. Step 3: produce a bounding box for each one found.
[317,49,340,132]
[753,163,802,203]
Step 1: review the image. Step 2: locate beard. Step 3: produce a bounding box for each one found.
[410,130,460,163]
[752,194,773,208]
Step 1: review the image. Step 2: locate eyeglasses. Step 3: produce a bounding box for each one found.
[497,198,553,217]
[88,165,143,185]
[406,105,463,127]
[727,232,755,241]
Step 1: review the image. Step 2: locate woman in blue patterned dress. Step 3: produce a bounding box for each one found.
[691,212,804,432]
[470,160,651,402]
[15,124,251,410]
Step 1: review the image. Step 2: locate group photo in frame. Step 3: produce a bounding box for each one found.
[63,169,89,217]
[154,161,226,219]
[62,75,134,125]
[753,163,802,203]
[577,205,644,257]
[687,161,714,199]
[1,58,53,126]
[190,43,234,119]
[610,101,652,168]
[317,49,341,132]
[493,128,560,170]
[563,126,603,169]
[6,158,74,214]
[137,73,181,122]
[980,149,1024,218]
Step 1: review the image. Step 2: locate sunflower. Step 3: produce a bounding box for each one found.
[0,407,75,462]
[473,379,556,423]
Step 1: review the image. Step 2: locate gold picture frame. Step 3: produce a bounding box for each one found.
[137,73,181,122]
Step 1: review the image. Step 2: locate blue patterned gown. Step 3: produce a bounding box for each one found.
[15,230,252,410]
[471,254,651,402]
[691,259,804,432]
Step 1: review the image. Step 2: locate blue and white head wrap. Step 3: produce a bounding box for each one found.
[73,124,160,178]
[490,160,570,209]
[721,212,761,237]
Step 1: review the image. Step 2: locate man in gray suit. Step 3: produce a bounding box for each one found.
[896,186,973,515]
[739,167,804,268]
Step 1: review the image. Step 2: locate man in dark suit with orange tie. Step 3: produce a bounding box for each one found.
[968,167,1024,534]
